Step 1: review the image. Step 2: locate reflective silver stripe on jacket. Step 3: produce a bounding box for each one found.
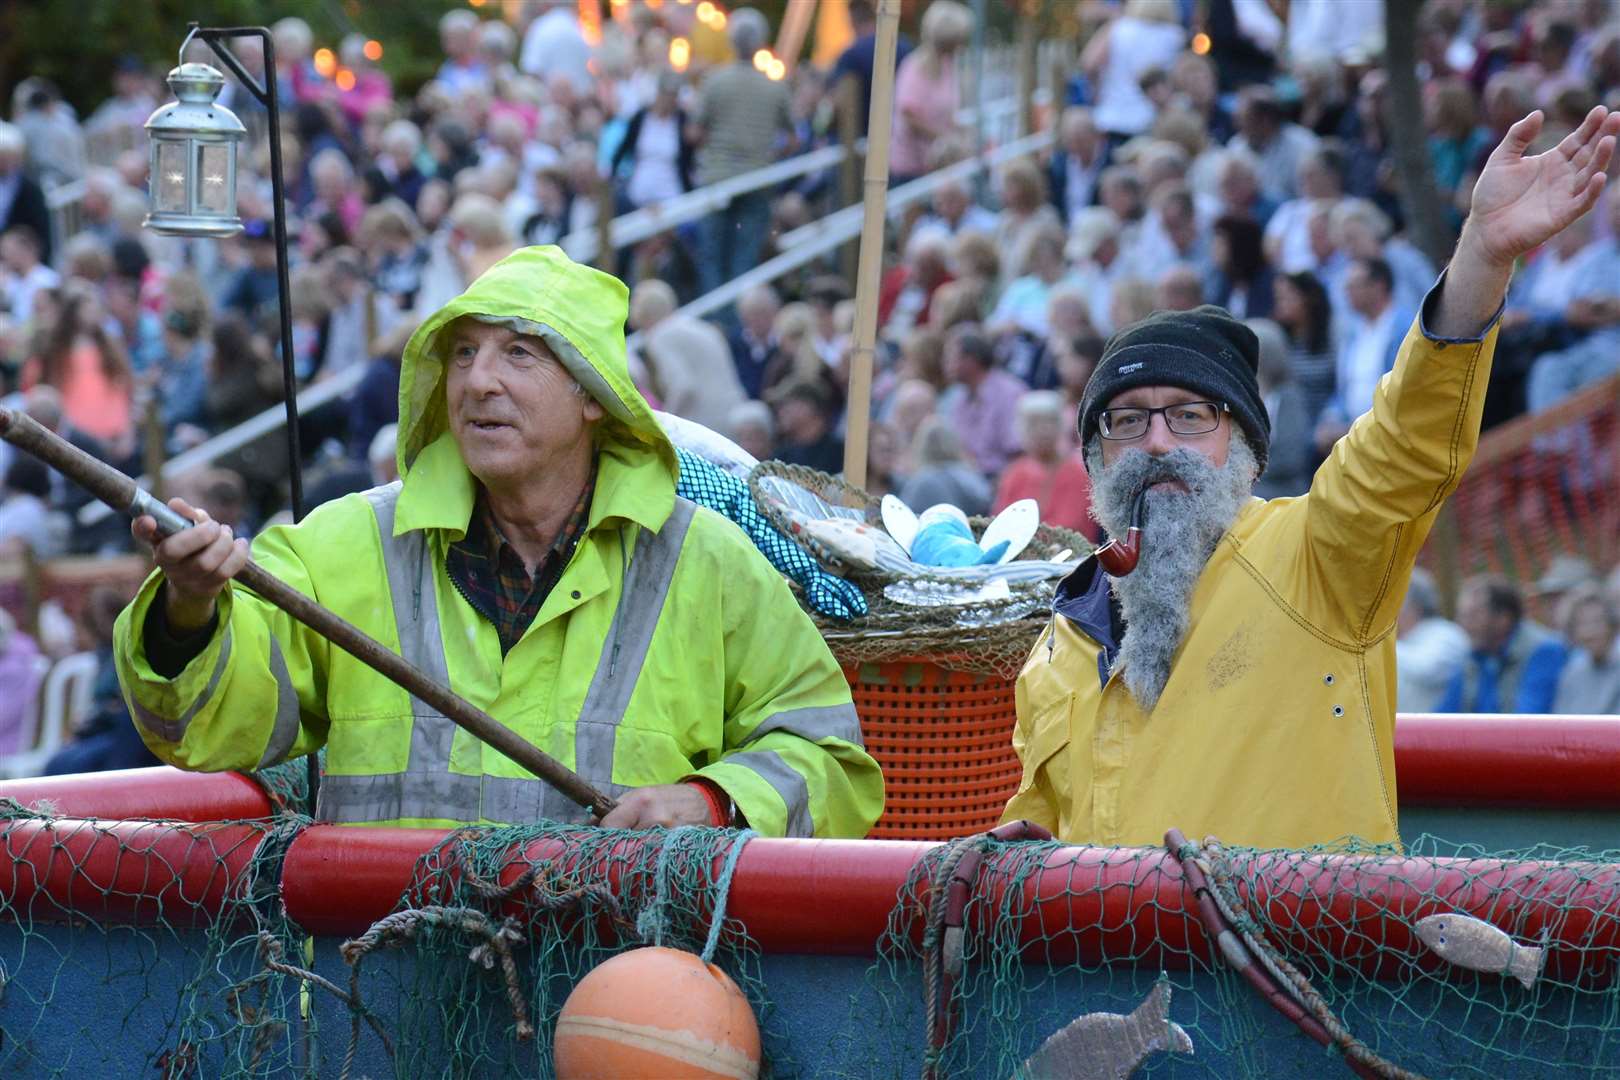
[740,703,864,749]
[130,628,234,743]
[718,748,815,837]
[319,484,696,824]
[254,636,304,769]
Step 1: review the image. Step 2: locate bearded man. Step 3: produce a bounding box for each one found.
[1002,107,1620,848]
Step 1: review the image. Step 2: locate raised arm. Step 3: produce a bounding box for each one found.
[1433,107,1620,338]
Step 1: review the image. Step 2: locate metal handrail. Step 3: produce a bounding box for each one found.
[560,91,1035,264]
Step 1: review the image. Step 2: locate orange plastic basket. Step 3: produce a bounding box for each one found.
[842,659,1022,841]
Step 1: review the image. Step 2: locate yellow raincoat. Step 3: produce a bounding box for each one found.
[1003,286,1500,849]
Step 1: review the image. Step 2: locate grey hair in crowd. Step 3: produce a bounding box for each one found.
[1406,567,1442,621]
[729,8,770,58]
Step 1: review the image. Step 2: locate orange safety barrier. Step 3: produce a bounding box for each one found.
[842,659,1021,840]
[1424,372,1620,619]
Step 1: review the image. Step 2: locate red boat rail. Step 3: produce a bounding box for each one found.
[1395,713,1620,807]
[0,818,1612,985]
[5,715,1614,826]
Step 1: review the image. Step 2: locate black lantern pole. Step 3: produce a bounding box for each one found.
[185,24,313,815]
[184,24,305,525]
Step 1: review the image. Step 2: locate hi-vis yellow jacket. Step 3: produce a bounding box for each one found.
[114,246,883,837]
[1002,285,1500,849]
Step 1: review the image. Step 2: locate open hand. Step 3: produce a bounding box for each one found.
[1467,107,1620,268]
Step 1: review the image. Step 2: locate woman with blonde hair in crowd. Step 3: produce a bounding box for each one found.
[890,0,974,185]
[995,158,1063,282]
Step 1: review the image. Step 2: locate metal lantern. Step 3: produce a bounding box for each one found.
[143,62,246,237]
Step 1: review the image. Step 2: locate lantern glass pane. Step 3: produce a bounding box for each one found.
[155,140,189,213]
[196,143,232,214]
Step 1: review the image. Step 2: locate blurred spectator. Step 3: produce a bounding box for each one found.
[1064,207,1128,334]
[629,278,745,432]
[366,120,429,209]
[1229,85,1318,203]
[865,420,903,499]
[1,225,58,323]
[1531,554,1599,624]
[44,585,157,776]
[85,55,157,153]
[11,77,86,189]
[1153,264,1205,312]
[830,0,913,136]
[1082,0,1187,141]
[1426,77,1491,201]
[1270,270,1337,429]
[1396,568,1469,715]
[612,72,695,210]
[1212,147,1277,228]
[1316,257,1409,452]
[726,399,775,462]
[102,271,162,376]
[765,304,839,404]
[992,390,1096,540]
[1438,576,1569,714]
[693,8,797,293]
[1330,199,1435,316]
[0,456,65,558]
[879,227,954,339]
[770,380,843,474]
[899,417,990,517]
[1525,195,1620,413]
[437,10,491,98]
[345,318,410,463]
[1248,317,1313,498]
[995,158,1063,281]
[1551,585,1620,714]
[1133,182,1210,283]
[20,283,133,452]
[728,284,782,400]
[1264,142,1346,274]
[147,304,210,448]
[918,176,997,237]
[219,220,282,324]
[520,0,593,97]
[1050,107,1110,224]
[0,123,51,265]
[1209,215,1273,319]
[945,327,1026,478]
[0,608,43,755]
[890,1,972,184]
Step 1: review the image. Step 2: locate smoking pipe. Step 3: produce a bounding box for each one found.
[1094,487,1147,576]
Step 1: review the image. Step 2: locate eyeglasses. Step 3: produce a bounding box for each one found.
[1097,400,1227,441]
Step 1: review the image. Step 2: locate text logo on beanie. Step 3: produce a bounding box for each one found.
[1077,305,1271,473]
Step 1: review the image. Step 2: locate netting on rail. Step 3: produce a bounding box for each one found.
[1421,372,1620,618]
[1,798,1619,1078]
[829,833,1620,1079]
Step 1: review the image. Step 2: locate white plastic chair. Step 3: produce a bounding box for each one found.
[0,650,98,779]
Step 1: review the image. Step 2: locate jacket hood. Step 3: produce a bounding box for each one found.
[396,245,677,488]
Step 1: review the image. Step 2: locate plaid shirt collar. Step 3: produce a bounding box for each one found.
[447,463,597,656]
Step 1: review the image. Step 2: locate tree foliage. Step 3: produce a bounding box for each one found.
[0,0,460,119]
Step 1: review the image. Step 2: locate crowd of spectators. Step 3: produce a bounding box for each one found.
[2,0,1620,742]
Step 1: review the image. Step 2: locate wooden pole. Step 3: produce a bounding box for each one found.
[1017,1,1039,138]
[841,0,900,488]
[0,407,617,820]
[836,72,861,283]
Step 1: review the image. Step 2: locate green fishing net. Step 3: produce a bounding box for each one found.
[0,782,1617,1079]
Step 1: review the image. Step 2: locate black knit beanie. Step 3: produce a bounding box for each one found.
[1077,305,1270,472]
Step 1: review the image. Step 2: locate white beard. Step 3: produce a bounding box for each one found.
[1085,438,1258,711]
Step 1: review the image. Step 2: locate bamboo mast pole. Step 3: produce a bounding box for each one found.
[840,0,901,489]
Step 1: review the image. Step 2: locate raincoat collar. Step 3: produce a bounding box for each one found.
[1052,555,1122,690]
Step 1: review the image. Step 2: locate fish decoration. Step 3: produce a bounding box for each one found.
[1414,913,1545,990]
[1020,980,1194,1080]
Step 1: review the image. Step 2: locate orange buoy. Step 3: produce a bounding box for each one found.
[553,946,762,1080]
